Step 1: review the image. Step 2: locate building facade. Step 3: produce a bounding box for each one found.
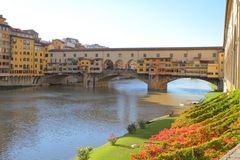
[0,15,11,76]
[224,0,240,91]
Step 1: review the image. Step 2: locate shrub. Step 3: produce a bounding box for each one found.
[127,123,137,134]
[138,120,146,129]
[77,147,93,160]
[108,133,118,145]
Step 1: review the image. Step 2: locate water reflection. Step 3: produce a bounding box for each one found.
[0,79,212,160]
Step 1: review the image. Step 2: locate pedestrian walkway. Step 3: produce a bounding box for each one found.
[220,144,240,160]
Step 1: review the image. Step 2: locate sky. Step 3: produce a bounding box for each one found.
[0,0,226,48]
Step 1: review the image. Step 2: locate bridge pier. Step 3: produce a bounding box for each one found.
[217,78,224,92]
[147,75,168,92]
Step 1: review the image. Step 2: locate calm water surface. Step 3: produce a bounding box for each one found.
[0,78,212,160]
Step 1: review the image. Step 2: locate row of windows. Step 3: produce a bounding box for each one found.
[139,68,208,74]
[12,64,42,68]
[12,39,31,45]
[0,48,10,53]
[0,55,10,59]
[0,40,10,46]
[0,62,10,66]
[12,57,43,62]
[0,68,10,73]
[13,45,31,50]
[13,51,43,56]
[0,33,9,39]
[141,63,208,68]
[50,52,218,59]
[0,26,9,31]
[50,67,78,71]
[10,32,33,39]
[10,70,38,74]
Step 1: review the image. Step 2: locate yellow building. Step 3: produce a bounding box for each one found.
[78,58,91,72]
[0,15,11,76]
[78,58,103,73]
[48,39,65,50]
[10,28,36,76]
[34,43,47,76]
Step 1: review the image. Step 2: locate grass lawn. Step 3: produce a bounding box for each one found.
[88,117,175,160]
[204,91,222,101]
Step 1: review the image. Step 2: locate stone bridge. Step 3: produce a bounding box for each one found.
[83,70,223,91]
[0,76,42,86]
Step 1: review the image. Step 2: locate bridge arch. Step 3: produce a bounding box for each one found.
[115,59,124,69]
[104,59,114,70]
[127,59,137,71]
[165,77,222,92]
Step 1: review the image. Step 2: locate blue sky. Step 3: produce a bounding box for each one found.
[0,0,226,47]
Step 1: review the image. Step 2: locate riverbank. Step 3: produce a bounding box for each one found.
[87,117,175,160]
[80,91,223,160]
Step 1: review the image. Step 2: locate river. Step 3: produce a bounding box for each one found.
[0,78,212,160]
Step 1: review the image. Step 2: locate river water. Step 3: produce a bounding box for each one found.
[0,78,212,160]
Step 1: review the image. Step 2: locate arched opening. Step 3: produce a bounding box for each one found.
[109,79,148,94]
[104,59,114,70]
[115,59,124,70]
[167,78,215,95]
[127,59,137,71]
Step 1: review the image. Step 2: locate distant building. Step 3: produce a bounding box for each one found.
[84,44,108,49]
[63,37,84,49]
[48,39,65,50]
[23,29,41,42]
[48,38,84,50]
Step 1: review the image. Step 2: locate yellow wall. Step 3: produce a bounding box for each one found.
[10,36,35,76]
[207,64,219,78]
[34,45,46,76]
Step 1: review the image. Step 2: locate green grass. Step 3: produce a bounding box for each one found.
[204,91,222,102]
[88,117,175,160]
[210,84,218,91]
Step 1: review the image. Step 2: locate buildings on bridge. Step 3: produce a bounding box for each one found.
[137,52,224,78]
[224,0,240,91]
[46,47,224,79]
